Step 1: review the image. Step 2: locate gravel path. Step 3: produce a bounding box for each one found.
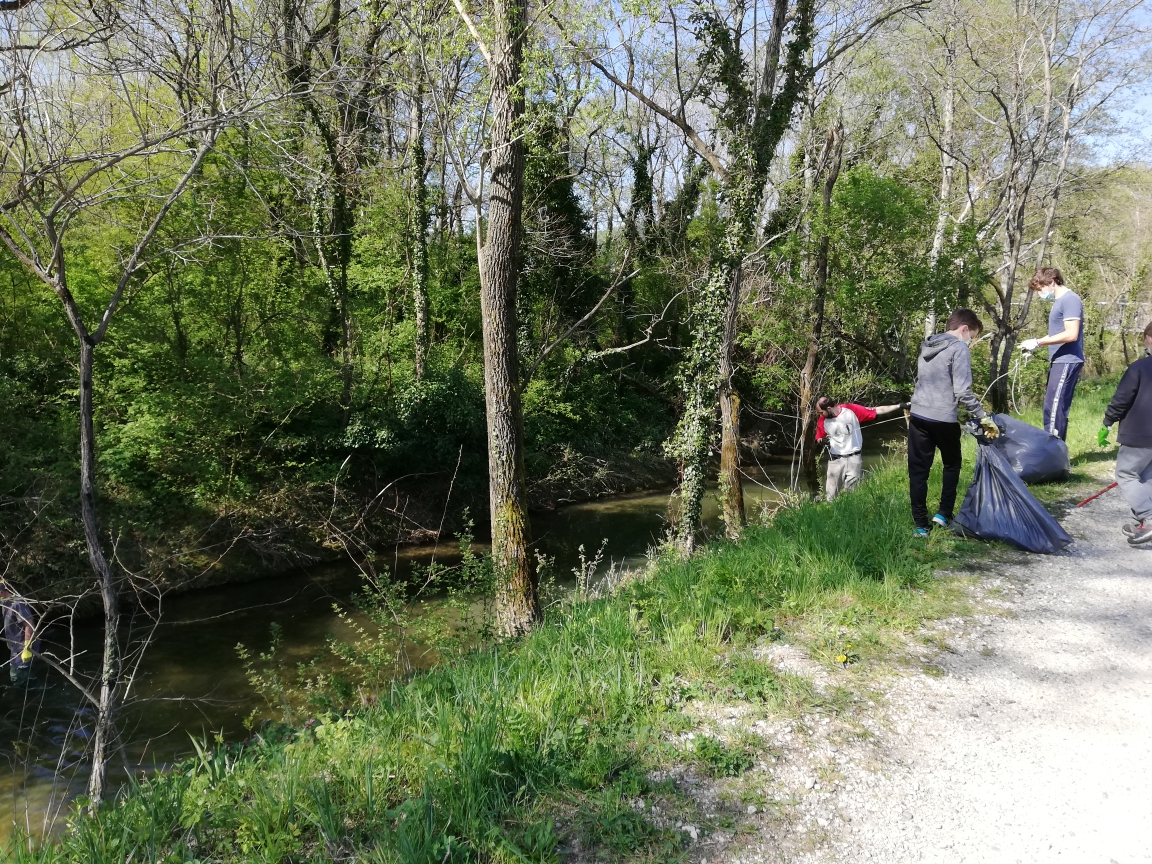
[794,486,1152,863]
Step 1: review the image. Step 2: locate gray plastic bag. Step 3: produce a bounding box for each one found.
[989,413,1070,484]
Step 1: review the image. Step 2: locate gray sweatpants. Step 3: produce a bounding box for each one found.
[826,454,863,501]
[1115,445,1152,523]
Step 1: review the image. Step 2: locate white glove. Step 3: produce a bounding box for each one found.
[1019,338,1040,352]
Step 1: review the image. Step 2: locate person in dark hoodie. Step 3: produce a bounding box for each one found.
[908,309,998,537]
[1100,321,1152,546]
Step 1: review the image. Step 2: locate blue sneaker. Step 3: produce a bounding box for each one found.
[913,527,930,538]
[931,513,949,529]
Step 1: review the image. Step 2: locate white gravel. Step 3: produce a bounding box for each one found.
[789,487,1152,864]
[701,483,1152,864]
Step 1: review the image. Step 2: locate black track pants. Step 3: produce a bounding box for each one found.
[908,415,963,529]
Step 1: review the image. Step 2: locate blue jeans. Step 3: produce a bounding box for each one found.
[1043,362,1082,440]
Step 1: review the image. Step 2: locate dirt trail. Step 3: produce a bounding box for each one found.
[698,478,1152,864]
[782,486,1152,863]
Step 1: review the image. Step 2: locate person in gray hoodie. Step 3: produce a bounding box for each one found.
[908,308,997,536]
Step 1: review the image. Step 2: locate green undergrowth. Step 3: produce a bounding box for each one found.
[12,460,964,863]
[18,400,1118,863]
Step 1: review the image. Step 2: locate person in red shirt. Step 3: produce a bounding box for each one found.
[815,397,907,500]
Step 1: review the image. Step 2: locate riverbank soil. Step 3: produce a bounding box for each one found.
[706,462,1152,863]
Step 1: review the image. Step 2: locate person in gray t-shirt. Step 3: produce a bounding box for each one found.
[1019,267,1084,440]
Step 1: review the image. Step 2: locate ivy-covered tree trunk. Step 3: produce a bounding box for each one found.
[718,265,745,538]
[668,161,762,552]
[667,0,815,551]
[480,0,540,636]
[669,247,738,554]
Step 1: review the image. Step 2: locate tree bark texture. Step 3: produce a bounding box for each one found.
[797,124,843,493]
[480,0,540,636]
[410,85,431,380]
[988,178,1029,413]
[718,265,745,538]
[925,43,956,338]
[666,0,815,553]
[79,337,119,809]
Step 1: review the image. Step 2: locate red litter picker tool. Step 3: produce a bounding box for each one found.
[1076,482,1117,508]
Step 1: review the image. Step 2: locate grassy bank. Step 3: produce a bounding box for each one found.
[12,388,1117,863]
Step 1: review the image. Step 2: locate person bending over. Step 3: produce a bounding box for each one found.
[1019,267,1084,440]
[815,397,906,501]
[0,582,38,686]
[909,308,997,537]
[1100,321,1152,546]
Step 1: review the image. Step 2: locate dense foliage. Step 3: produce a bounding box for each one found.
[0,0,1147,592]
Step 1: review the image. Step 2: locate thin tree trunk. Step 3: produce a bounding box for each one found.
[337,187,353,422]
[410,84,430,380]
[990,187,1027,413]
[78,337,118,809]
[925,43,955,338]
[480,0,539,636]
[797,124,842,493]
[718,265,745,538]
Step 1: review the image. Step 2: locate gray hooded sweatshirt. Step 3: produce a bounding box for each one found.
[910,333,985,423]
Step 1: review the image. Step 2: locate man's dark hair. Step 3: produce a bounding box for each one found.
[1144,321,1152,340]
[1028,267,1064,290]
[945,308,983,334]
[815,396,834,413]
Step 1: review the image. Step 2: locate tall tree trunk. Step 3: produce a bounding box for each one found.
[718,265,745,538]
[667,0,815,552]
[78,337,119,810]
[989,185,1028,413]
[672,249,738,555]
[797,124,842,493]
[925,43,955,338]
[410,84,430,380]
[480,0,539,636]
[336,187,353,422]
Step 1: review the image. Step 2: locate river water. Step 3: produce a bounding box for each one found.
[0,423,905,838]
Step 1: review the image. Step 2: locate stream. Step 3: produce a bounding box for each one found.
[0,424,905,839]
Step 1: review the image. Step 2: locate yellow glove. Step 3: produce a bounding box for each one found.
[20,644,32,664]
[979,416,1000,440]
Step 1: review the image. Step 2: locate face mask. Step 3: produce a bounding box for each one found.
[1039,289,1055,300]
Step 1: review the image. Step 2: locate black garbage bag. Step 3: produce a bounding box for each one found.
[953,441,1073,554]
[989,413,1070,483]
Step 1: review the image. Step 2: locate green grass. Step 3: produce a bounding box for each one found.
[10,386,1117,863]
